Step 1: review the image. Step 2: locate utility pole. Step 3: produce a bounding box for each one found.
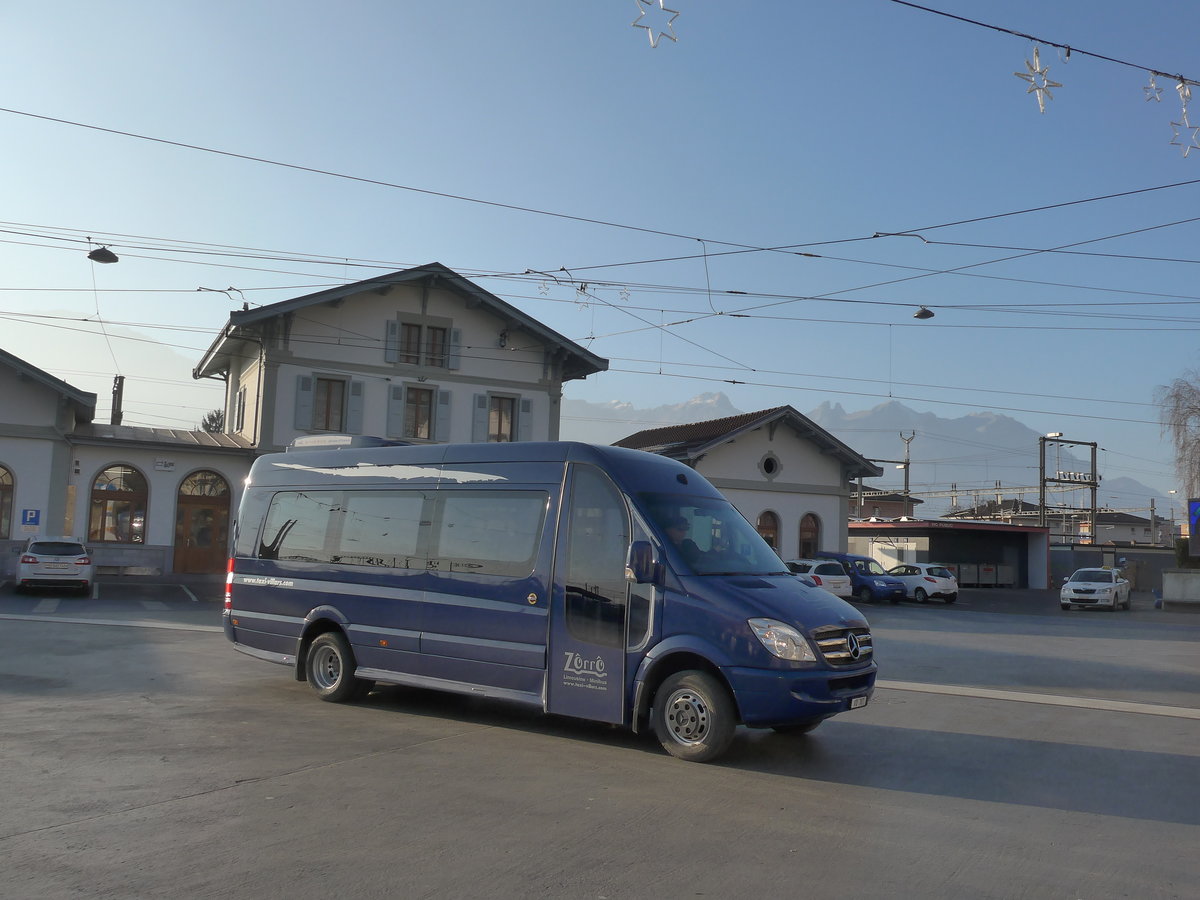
[899,431,915,517]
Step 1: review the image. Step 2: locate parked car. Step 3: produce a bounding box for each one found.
[1060,567,1130,611]
[786,559,853,598]
[887,563,959,604]
[16,537,94,595]
[815,551,908,604]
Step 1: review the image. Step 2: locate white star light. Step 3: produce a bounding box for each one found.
[632,0,679,48]
[1144,75,1163,102]
[1014,46,1062,114]
[1170,110,1200,157]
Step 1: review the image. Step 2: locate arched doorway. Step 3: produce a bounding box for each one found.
[173,470,230,573]
[798,513,820,558]
[756,510,780,550]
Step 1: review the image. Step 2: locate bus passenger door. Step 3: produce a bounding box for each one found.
[547,465,629,725]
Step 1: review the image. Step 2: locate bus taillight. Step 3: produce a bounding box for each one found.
[225,557,234,610]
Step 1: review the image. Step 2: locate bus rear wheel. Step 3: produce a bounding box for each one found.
[652,670,736,763]
[306,632,372,702]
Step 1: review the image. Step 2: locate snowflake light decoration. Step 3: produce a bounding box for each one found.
[632,0,679,48]
[1014,46,1062,114]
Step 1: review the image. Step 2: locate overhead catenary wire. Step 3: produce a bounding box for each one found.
[0,310,1162,424]
[4,102,1200,273]
[885,0,1200,86]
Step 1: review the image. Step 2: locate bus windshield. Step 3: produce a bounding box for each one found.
[640,492,789,576]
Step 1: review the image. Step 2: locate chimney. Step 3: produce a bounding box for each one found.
[111,375,124,426]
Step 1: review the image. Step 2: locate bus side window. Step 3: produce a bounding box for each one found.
[563,466,630,648]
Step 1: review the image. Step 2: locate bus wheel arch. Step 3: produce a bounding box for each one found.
[635,651,738,733]
[299,624,373,701]
[650,668,737,762]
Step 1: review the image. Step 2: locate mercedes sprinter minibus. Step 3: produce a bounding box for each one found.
[224,439,876,762]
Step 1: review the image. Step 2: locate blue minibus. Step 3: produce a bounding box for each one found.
[224,439,876,762]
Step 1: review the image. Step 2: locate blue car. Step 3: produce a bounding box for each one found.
[815,551,908,604]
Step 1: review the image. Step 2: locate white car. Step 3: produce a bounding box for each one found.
[887,563,959,604]
[785,559,853,598]
[1061,568,1130,611]
[16,537,95,595]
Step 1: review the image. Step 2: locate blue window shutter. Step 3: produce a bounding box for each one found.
[472,393,488,442]
[385,320,399,363]
[294,375,313,430]
[448,328,462,370]
[518,397,533,442]
[386,384,405,438]
[346,380,365,434]
[435,390,452,442]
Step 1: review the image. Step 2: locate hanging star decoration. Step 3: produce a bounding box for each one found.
[1014,46,1062,114]
[1144,74,1163,102]
[538,280,550,295]
[631,0,679,48]
[1170,80,1200,157]
[1169,112,1200,156]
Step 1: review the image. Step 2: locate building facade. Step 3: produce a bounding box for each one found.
[615,406,880,558]
[2,263,606,576]
[194,262,606,453]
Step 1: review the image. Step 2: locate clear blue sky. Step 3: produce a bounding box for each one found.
[0,1,1195,511]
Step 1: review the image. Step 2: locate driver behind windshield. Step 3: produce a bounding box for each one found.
[647,498,788,576]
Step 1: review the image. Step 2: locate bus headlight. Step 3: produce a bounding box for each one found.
[748,618,817,662]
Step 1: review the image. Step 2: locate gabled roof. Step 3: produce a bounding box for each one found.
[614,405,881,479]
[0,346,96,423]
[193,262,607,382]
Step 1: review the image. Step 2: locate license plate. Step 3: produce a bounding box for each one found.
[44,563,70,570]
[850,696,868,709]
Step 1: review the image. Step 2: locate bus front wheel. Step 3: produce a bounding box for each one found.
[306,631,372,702]
[651,670,736,763]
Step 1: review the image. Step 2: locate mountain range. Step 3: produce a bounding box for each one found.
[559,393,1172,520]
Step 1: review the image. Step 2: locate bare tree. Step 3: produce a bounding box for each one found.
[200,409,225,433]
[1157,370,1200,496]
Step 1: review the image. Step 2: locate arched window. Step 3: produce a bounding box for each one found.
[89,465,148,543]
[798,513,820,558]
[178,470,230,498]
[756,510,780,550]
[0,465,13,540]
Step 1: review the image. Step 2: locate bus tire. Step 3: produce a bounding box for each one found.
[306,631,371,703]
[652,670,736,763]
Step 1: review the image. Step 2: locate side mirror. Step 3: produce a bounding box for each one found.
[625,540,662,586]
